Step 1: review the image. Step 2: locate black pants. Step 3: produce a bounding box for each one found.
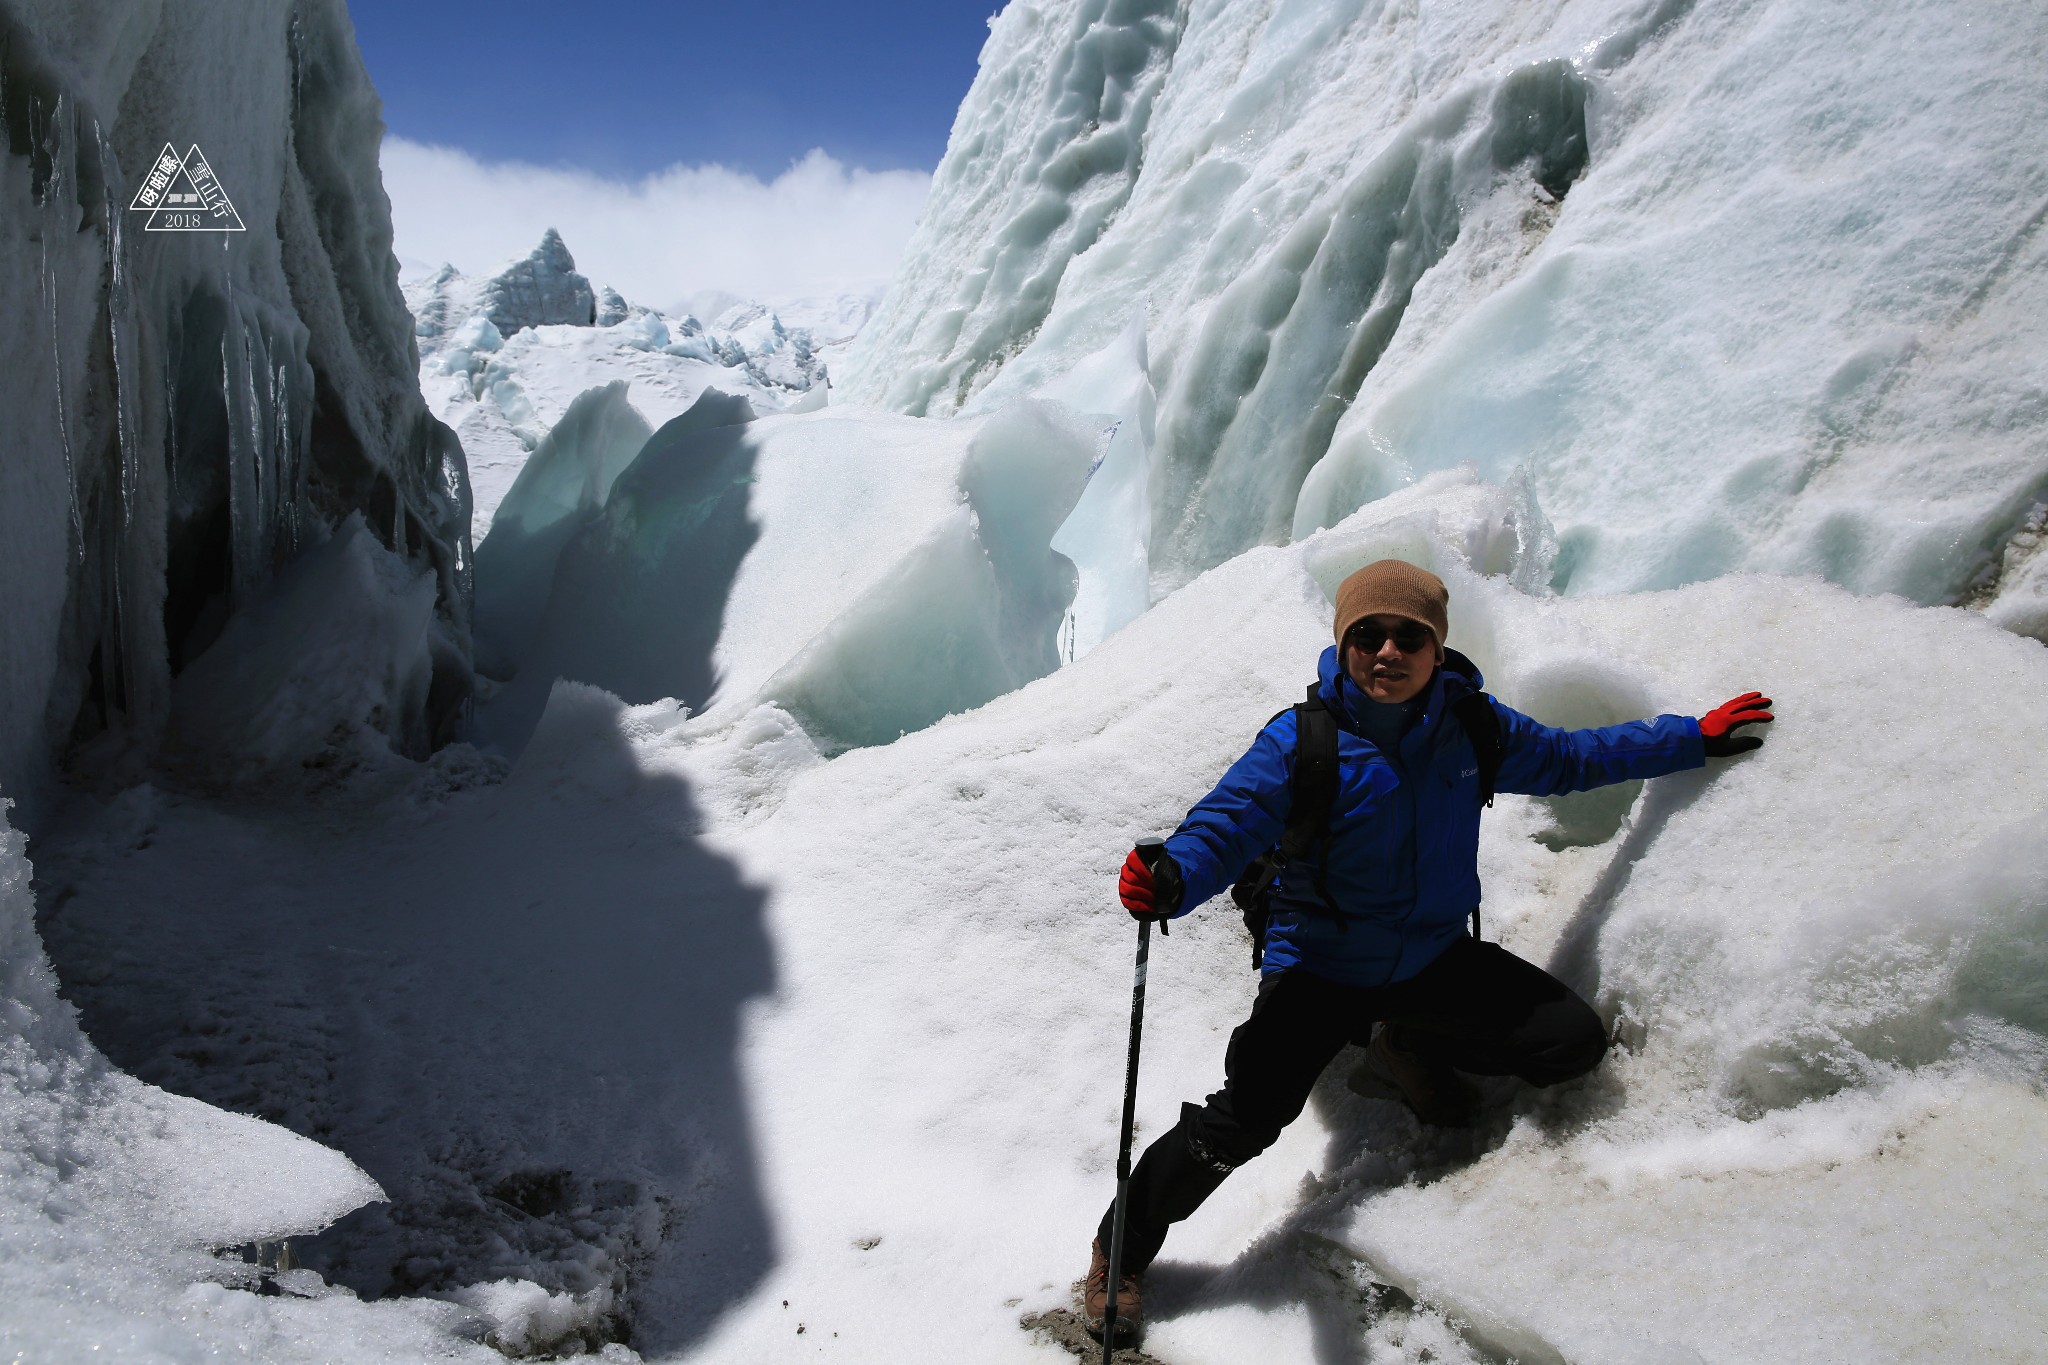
[1095,937,1606,1273]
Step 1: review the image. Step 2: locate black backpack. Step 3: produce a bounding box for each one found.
[1227,675,1504,969]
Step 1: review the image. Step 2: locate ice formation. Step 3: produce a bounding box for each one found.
[10,0,2048,1360]
[842,0,2048,620]
[482,395,1106,754]
[168,514,441,781]
[471,381,654,676]
[481,227,597,335]
[0,0,472,817]
[53,474,2027,1361]
[404,236,845,539]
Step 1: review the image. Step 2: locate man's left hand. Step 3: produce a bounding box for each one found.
[1701,692,1773,756]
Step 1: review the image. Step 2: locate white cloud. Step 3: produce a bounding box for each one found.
[379,138,930,312]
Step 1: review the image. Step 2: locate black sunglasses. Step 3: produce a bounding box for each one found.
[1346,621,1434,655]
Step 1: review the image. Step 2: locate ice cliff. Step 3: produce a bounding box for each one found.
[840,0,2048,623]
[0,0,472,815]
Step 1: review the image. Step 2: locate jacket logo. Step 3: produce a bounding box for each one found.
[1461,766,1479,778]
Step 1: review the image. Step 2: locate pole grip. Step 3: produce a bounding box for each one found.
[1134,837,1170,937]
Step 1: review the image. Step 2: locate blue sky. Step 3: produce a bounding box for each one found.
[348,0,996,180]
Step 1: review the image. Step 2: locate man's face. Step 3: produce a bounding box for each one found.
[1342,613,1443,704]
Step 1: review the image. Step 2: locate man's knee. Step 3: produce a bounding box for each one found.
[1182,1099,1280,1171]
[1520,998,1608,1087]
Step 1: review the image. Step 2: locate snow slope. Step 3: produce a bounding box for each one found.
[842,0,2048,621]
[40,475,2048,1363]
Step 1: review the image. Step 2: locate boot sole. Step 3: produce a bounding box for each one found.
[1084,1315,1141,1344]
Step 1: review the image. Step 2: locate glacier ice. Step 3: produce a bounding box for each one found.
[594,284,632,328]
[471,380,654,677]
[489,396,1104,754]
[10,0,2048,1358]
[1042,319,1157,659]
[480,226,597,334]
[168,513,440,781]
[845,0,2048,618]
[0,0,473,816]
[403,236,851,539]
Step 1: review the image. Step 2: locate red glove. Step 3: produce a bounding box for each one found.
[1118,847,1183,921]
[1700,692,1773,756]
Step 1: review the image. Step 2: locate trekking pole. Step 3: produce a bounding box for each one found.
[1102,837,1169,1361]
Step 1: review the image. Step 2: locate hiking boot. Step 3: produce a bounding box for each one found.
[1082,1237,1143,1342]
[1347,1025,1479,1127]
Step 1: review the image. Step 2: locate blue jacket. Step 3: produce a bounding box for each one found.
[1163,646,1704,987]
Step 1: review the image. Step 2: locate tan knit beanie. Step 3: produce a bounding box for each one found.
[1332,560,1449,647]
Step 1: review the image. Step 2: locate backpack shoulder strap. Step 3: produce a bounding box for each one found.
[1449,691,1504,808]
[1280,683,1340,859]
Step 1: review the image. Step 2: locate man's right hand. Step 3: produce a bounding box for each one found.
[1119,846,1184,921]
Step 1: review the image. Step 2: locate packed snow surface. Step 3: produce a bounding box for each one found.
[29,472,2048,1364]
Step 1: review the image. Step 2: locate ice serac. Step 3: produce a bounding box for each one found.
[471,380,653,677]
[0,0,473,815]
[593,284,631,328]
[1043,320,1156,659]
[492,399,1101,754]
[846,0,2048,619]
[836,0,1184,418]
[482,228,597,336]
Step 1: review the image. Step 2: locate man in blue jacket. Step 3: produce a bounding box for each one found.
[1084,559,1773,1340]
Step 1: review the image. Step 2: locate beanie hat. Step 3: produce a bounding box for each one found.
[1332,560,1449,647]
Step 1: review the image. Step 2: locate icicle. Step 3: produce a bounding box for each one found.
[272,360,296,556]
[163,332,178,509]
[222,330,243,599]
[241,322,265,567]
[288,10,304,128]
[40,222,82,564]
[219,243,257,604]
[103,121,139,534]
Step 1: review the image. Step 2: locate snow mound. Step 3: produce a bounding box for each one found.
[169,514,442,780]
[445,1278,619,1358]
[0,793,450,1360]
